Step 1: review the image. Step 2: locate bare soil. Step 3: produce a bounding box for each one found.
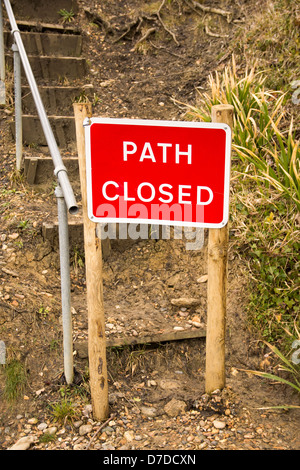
[0,0,299,451]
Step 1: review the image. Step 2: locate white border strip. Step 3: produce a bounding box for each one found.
[84,117,232,229]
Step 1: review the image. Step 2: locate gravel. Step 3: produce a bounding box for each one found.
[2,388,296,450]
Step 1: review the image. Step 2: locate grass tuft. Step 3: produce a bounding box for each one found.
[3,360,27,402]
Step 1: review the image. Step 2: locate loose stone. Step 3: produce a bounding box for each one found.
[171,298,201,308]
[8,435,37,450]
[124,430,135,442]
[213,420,226,430]
[28,418,38,425]
[79,424,93,436]
[164,398,187,417]
[37,423,48,431]
[140,406,158,418]
[45,427,58,435]
[73,421,83,429]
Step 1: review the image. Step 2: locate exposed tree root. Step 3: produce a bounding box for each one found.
[109,0,180,49]
[84,8,114,35]
[156,0,180,46]
[205,24,229,38]
[149,40,185,59]
[191,1,233,23]
[131,27,157,52]
[86,1,234,52]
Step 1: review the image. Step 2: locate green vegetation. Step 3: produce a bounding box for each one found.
[18,219,30,230]
[244,329,300,408]
[187,58,299,210]
[50,398,79,424]
[187,60,300,344]
[58,9,75,24]
[38,306,50,319]
[49,382,90,424]
[185,0,300,397]
[3,360,27,402]
[71,246,85,278]
[49,339,59,352]
[39,432,57,444]
[235,0,300,91]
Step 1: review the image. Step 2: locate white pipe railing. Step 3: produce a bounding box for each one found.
[1,0,79,384]
[12,42,22,170]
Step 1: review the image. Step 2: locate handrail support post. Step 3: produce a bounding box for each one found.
[55,183,74,385]
[12,42,22,171]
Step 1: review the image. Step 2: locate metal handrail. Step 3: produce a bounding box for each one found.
[1,0,78,384]
[3,0,78,215]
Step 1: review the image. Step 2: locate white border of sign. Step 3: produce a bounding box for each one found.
[84,118,232,229]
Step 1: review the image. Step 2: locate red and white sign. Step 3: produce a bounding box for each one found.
[84,118,231,228]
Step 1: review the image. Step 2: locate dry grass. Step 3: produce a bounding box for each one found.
[181,2,300,349]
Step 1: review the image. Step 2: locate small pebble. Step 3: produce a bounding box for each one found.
[79,424,93,436]
[37,423,48,432]
[213,420,226,430]
[124,430,135,442]
[45,427,57,435]
[28,418,38,425]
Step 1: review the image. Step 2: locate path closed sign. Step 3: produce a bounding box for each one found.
[84,118,231,228]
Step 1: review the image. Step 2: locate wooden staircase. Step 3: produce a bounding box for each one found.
[4,0,92,188]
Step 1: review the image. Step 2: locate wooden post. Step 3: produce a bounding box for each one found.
[73,103,109,421]
[205,104,234,394]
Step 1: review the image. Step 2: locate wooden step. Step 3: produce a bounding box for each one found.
[6,54,87,80]
[10,0,78,23]
[5,31,82,57]
[42,218,150,257]
[11,115,75,148]
[42,217,84,251]
[21,85,93,115]
[23,156,79,185]
[42,218,112,259]
[75,328,206,358]
[6,19,80,34]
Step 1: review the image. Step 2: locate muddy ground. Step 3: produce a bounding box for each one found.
[0,0,299,451]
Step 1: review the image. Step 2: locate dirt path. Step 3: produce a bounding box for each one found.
[0,0,299,451]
